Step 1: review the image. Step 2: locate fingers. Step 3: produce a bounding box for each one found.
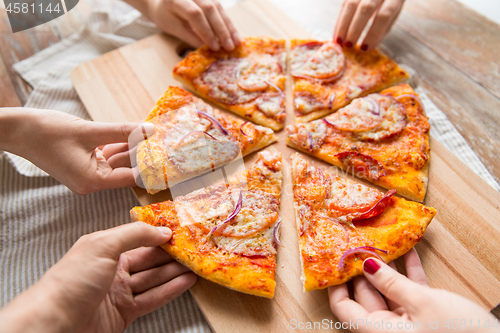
[215,1,241,46]
[344,0,384,48]
[193,0,233,50]
[89,222,173,259]
[362,257,426,313]
[87,122,154,148]
[334,0,360,45]
[353,275,389,312]
[328,284,370,324]
[102,143,129,160]
[96,165,137,190]
[107,150,133,169]
[404,248,428,286]
[173,0,239,51]
[126,246,174,273]
[130,261,192,294]
[360,0,405,50]
[133,272,197,318]
[385,261,402,311]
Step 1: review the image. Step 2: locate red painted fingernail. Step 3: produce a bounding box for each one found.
[363,258,380,274]
[345,41,353,48]
[336,37,343,45]
[361,44,368,51]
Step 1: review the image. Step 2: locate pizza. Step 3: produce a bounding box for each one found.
[286,83,430,202]
[131,151,283,298]
[137,86,277,194]
[291,153,436,291]
[173,37,286,131]
[290,39,409,123]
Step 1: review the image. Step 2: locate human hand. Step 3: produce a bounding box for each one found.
[145,0,241,51]
[0,222,197,333]
[0,107,153,195]
[329,248,499,332]
[333,0,405,51]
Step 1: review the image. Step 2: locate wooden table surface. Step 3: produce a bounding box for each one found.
[1,0,499,318]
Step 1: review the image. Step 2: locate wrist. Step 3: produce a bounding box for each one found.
[0,279,72,333]
[0,108,38,157]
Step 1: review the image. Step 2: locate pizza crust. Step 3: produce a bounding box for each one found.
[137,86,278,194]
[290,39,409,123]
[173,37,287,131]
[131,151,283,298]
[290,153,436,291]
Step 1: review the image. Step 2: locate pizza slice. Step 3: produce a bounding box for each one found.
[291,153,436,291]
[287,83,430,202]
[290,39,409,123]
[137,86,277,194]
[131,151,283,298]
[173,37,286,131]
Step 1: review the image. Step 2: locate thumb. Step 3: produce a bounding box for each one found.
[94,222,172,259]
[362,257,428,312]
[86,121,155,147]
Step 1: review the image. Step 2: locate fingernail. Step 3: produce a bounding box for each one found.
[141,122,155,138]
[363,258,380,274]
[157,227,172,237]
[345,41,353,48]
[210,41,220,51]
[361,44,368,51]
[224,38,235,51]
[336,37,343,45]
[232,32,242,45]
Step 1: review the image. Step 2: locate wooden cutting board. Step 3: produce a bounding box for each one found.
[70,0,500,331]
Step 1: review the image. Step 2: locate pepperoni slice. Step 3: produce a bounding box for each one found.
[352,189,396,221]
[335,151,386,181]
[200,58,261,105]
[325,94,407,141]
[236,54,281,92]
[291,42,345,81]
[294,91,330,114]
[256,92,285,117]
[328,183,383,214]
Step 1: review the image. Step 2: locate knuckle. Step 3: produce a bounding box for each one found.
[360,1,378,13]
[345,0,361,9]
[187,7,203,19]
[381,273,401,295]
[200,2,216,14]
[377,10,393,21]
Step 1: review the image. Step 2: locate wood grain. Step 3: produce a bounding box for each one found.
[70,0,500,331]
[400,0,500,101]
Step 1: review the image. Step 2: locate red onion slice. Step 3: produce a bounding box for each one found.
[175,131,218,148]
[352,189,397,221]
[307,131,314,151]
[273,220,283,247]
[338,246,388,271]
[207,190,243,238]
[328,93,336,110]
[396,94,425,111]
[264,79,285,96]
[197,111,229,136]
[240,122,254,143]
[364,97,380,115]
[323,118,338,129]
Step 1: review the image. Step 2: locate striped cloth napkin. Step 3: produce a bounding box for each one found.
[1,1,498,333]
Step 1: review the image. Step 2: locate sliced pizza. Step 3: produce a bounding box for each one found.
[287,83,430,202]
[290,39,409,123]
[291,153,436,291]
[131,151,283,298]
[137,86,277,194]
[173,37,286,131]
